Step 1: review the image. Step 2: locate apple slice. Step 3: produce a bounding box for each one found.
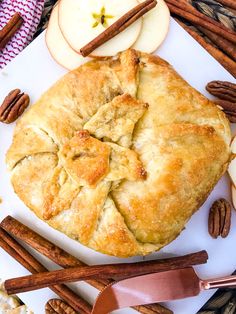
[58,0,142,57]
[228,157,236,187]
[231,135,236,154]
[132,0,170,53]
[232,184,236,210]
[228,135,236,185]
[46,6,90,70]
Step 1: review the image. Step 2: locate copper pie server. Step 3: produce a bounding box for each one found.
[92,267,236,314]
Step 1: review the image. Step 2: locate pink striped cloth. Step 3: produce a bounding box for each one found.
[0,0,45,68]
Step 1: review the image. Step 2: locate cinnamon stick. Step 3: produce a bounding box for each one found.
[4,251,208,294]
[0,227,91,314]
[0,216,111,290]
[216,0,236,10]
[0,13,23,50]
[0,13,22,41]
[167,0,233,31]
[197,26,236,62]
[175,19,236,78]
[165,0,236,44]
[1,215,172,314]
[80,0,157,57]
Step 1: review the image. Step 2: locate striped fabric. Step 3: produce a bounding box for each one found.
[0,0,45,68]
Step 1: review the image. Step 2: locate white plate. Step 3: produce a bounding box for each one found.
[0,18,235,314]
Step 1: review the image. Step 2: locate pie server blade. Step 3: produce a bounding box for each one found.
[92,267,236,314]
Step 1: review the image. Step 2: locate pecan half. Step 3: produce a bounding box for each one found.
[224,110,236,123]
[0,89,30,123]
[216,99,236,113]
[206,81,236,103]
[208,198,231,239]
[45,299,77,314]
[216,99,236,122]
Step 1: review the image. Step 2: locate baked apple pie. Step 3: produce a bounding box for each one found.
[6,50,231,257]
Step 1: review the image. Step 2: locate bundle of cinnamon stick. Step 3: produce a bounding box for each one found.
[165,0,236,77]
[0,216,209,314]
[0,13,23,51]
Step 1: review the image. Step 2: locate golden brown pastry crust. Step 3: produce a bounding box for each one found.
[84,94,148,147]
[60,130,111,187]
[6,50,231,257]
